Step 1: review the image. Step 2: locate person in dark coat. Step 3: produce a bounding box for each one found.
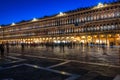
[102,43,107,55]
[6,42,9,56]
[21,43,25,56]
[0,43,5,59]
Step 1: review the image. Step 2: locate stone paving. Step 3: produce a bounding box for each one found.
[0,55,120,80]
[0,45,120,80]
[0,56,25,68]
[0,64,69,80]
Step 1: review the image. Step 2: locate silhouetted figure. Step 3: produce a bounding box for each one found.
[110,42,114,48]
[51,42,54,51]
[6,42,9,56]
[62,43,65,53]
[59,42,65,53]
[102,43,107,55]
[0,43,5,59]
[21,43,25,56]
[86,42,88,47]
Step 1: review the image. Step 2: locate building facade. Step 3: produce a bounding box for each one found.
[0,2,120,46]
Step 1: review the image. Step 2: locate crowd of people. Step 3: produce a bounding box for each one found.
[0,41,119,59]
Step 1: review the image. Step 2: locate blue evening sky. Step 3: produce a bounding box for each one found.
[0,0,114,25]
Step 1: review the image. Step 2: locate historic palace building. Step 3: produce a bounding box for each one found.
[0,2,120,46]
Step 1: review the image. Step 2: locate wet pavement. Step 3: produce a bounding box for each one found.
[0,45,120,80]
[0,56,25,67]
[7,45,120,66]
[16,56,64,67]
[0,65,69,80]
[0,55,119,80]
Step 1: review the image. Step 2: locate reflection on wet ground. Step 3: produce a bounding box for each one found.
[0,55,119,80]
[7,45,120,66]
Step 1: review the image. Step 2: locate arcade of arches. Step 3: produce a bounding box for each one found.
[1,34,120,46]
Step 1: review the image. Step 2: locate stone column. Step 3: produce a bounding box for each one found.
[106,34,108,46]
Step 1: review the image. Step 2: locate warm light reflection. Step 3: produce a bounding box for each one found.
[61,71,66,75]
[101,35,104,37]
[57,37,60,39]
[71,37,74,39]
[74,40,77,42]
[108,34,111,37]
[66,37,69,39]
[118,34,120,39]
[94,35,97,38]
[81,36,85,38]
[81,40,85,43]
[87,36,92,40]
[34,65,39,68]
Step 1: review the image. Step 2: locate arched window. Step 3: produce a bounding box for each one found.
[107,25,110,30]
[104,13,107,18]
[87,16,91,21]
[90,27,93,31]
[111,25,115,30]
[115,11,120,17]
[115,24,118,29]
[96,14,99,20]
[94,15,96,20]
[81,28,84,32]
[101,14,104,19]
[91,15,93,21]
[96,26,99,31]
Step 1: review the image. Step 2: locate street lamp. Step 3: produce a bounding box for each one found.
[11,22,16,26]
[93,2,107,9]
[57,12,66,17]
[32,18,38,22]
[97,2,104,8]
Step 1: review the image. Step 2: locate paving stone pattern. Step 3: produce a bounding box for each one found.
[0,55,119,80]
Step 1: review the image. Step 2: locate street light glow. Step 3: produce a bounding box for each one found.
[32,18,38,22]
[11,22,15,26]
[93,2,107,9]
[57,12,66,17]
[98,2,104,8]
